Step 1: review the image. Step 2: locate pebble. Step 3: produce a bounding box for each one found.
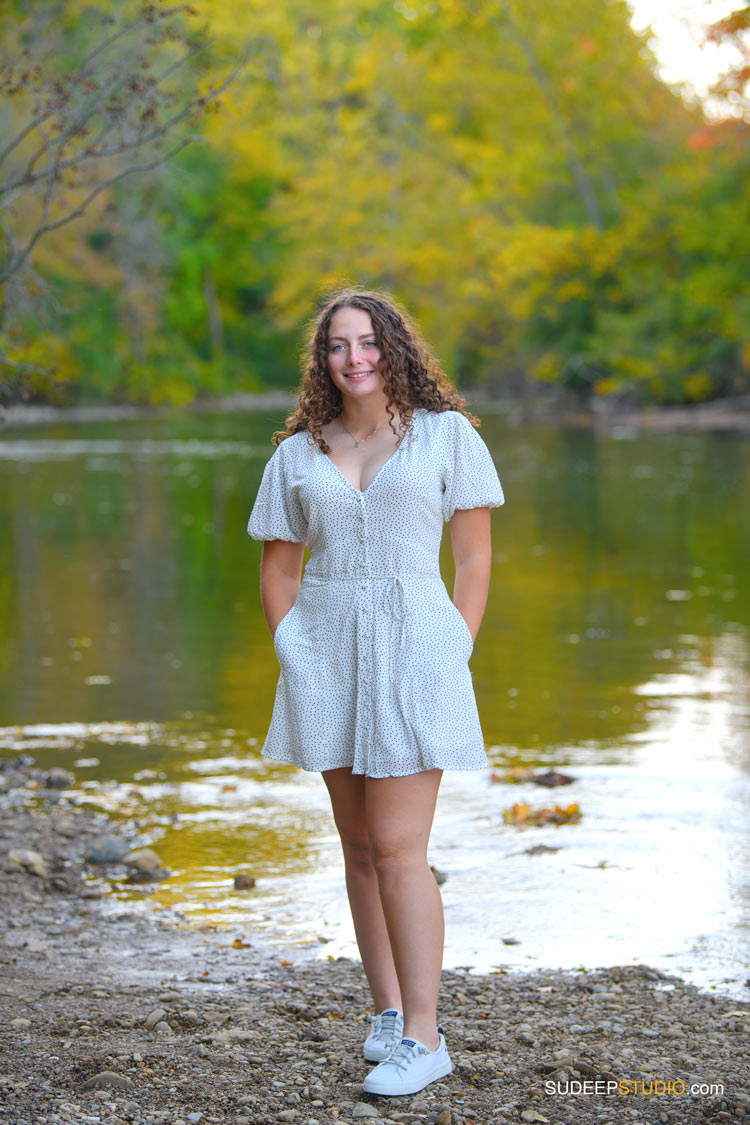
[234,874,256,890]
[84,835,130,864]
[144,1008,168,1030]
[5,848,48,878]
[45,768,74,789]
[124,848,170,881]
[352,1105,381,1118]
[10,1018,31,1029]
[82,1071,134,1091]
[436,1111,452,1125]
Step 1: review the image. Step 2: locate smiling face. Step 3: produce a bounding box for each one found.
[326,306,385,401]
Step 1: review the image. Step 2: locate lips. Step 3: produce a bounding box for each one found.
[344,371,373,380]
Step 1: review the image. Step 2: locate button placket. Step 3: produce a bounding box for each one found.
[358,493,375,770]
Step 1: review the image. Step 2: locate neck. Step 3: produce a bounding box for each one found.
[338,396,394,434]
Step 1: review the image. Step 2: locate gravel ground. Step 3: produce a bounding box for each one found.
[1,755,748,1125]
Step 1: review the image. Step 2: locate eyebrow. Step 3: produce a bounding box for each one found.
[328,334,376,342]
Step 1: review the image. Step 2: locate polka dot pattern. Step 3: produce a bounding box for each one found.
[247,408,505,778]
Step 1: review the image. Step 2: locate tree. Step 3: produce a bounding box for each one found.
[0,1,242,401]
[705,6,750,118]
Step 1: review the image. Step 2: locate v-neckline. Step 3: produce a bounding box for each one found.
[322,410,419,495]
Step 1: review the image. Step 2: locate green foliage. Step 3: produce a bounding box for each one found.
[1,0,748,405]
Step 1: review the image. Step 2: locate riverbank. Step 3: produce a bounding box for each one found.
[2,391,750,432]
[1,756,748,1125]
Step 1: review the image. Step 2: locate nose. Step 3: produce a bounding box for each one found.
[349,342,364,365]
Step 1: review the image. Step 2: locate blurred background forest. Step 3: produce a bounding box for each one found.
[1,0,748,408]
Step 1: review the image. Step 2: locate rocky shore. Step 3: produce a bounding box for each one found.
[3,392,750,433]
[1,755,748,1125]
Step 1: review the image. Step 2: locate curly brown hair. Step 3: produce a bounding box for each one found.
[272,287,479,452]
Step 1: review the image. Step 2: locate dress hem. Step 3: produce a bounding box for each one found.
[259,747,489,778]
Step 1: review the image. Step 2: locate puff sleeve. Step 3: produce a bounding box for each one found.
[442,411,505,522]
[247,438,308,543]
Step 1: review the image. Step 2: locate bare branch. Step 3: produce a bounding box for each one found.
[0,103,56,171]
[1,47,244,202]
[0,2,246,406]
[0,140,191,283]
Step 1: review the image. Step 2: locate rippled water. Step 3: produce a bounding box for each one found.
[1,409,748,996]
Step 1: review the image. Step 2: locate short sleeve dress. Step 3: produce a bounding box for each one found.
[247,407,505,778]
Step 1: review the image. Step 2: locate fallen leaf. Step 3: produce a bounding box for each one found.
[503,802,582,827]
[533,769,576,788]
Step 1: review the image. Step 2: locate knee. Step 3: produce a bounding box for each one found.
[369,837,423,880]
[341,836,375,875]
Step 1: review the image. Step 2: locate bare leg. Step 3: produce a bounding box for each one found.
[366,768,444,1050]
[322,767,402,1013]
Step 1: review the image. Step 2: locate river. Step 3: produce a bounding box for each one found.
[1,407,748,997]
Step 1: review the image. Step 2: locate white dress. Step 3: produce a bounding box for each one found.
[247,407,505,778]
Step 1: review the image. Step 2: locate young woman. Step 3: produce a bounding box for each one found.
[247,287,504,1097]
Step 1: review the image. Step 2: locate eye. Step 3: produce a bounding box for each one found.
[329,344,346,352]
[363,340,377,348]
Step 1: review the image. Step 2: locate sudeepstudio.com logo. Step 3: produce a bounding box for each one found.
[545,1079,725,1097]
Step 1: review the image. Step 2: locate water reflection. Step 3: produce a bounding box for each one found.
[0,411,748,995]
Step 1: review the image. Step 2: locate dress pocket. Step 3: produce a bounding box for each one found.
[448,600,474,656]
[272,602,297,654]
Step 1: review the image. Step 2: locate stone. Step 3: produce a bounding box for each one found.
[5,849,48,878]
[84,835,130,864]
[436,1110,452,1125]
[10,1018,31,1030]
[210,1028,255,1044]
[187,1115,203,1123]
[46,768,74,789]
[124,848,170,881]
[144,1008,168,1030]
[352,1105,381,1118]
[234,874,256,890]
[82,1071,134,1091]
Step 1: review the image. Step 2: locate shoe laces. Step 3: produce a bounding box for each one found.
[379,1038,429,1073]
[373,1008,401,1040]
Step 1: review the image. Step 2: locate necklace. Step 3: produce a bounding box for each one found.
[338,417,390,448]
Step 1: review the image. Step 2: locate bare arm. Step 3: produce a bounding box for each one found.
[448,507,492,644]
[260,540,306,637]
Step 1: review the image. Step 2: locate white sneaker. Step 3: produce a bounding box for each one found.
[362,1030,452,1095]
[363,1008,404,1061]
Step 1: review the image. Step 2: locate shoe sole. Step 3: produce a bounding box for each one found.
[363,1055,453,1096]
